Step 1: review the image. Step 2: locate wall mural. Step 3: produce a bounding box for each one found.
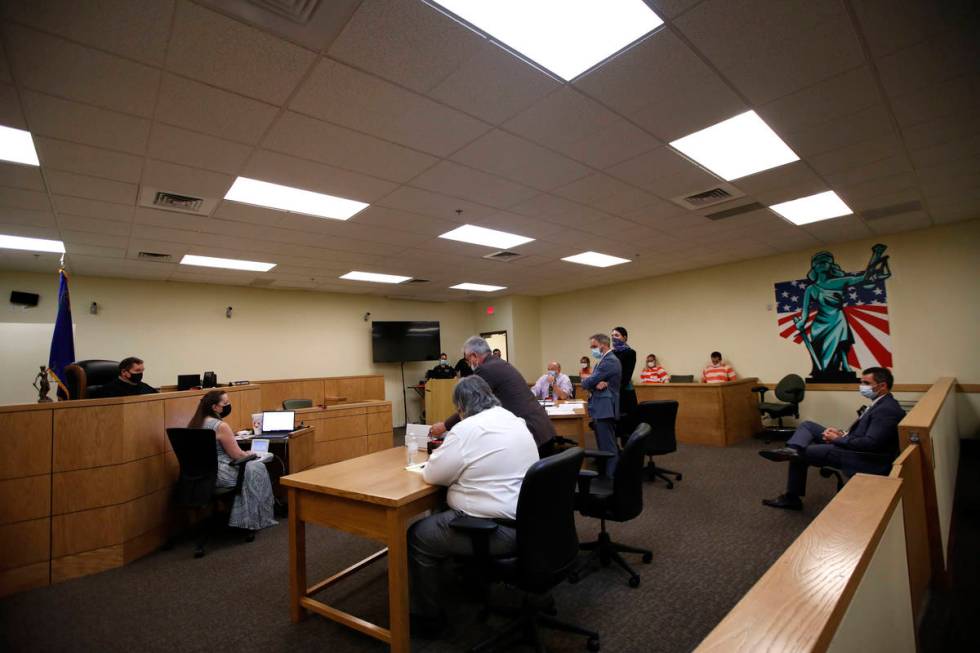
[774,244,892,383]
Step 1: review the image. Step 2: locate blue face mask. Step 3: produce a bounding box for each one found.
[547,370,556,377]
[591,348,602,359]
[440,359,448,366]
[858,384,877,399]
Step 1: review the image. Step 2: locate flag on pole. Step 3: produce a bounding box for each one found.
[48,269,75,398]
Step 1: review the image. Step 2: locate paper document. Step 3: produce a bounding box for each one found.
[406,423,430,438]
[405,463,427,474]
[546,405,578,415]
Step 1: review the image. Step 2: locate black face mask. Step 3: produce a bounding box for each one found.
[219,405,232,418]
[128,372,143,384]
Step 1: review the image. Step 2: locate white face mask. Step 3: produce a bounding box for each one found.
[647,361,656,368]
[858,384,877,399]
[580,362,588,368]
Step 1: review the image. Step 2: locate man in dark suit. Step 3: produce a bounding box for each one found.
[429,336,556,452]
[581,333,622,477]
[760,366,905,510]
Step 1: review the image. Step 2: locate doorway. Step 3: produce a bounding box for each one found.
[480,331,509,361]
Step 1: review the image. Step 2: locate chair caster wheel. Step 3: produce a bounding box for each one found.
[675,474,683,481]
[666,482,674,489]
[193,547,205,559]
[642,552,653,564]
[628,576,640,588]
[587,636,600,651]
[245,531,256,543]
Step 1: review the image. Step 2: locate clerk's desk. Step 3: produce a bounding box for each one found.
[633,378,762,446]
[546,401,593,449]
[237,426,315,501]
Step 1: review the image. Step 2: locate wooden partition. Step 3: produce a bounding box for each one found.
[890,444,930,625]
[695,475,914,652]
[0,384,260,598]
[633,378,762,446]
[424,379,457,425]
[294,401,393,467]
[255,374,385,411]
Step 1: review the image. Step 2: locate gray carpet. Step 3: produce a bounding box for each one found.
[0,438,835,653]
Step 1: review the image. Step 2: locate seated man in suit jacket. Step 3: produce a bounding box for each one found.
[429,336,556,452]
[759,366,905,510]
[581,332,622,477]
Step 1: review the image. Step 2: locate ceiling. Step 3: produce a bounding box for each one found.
[0,0,977,301]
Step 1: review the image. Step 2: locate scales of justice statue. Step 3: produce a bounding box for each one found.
[34,366,53,403]
[795,243,891,383]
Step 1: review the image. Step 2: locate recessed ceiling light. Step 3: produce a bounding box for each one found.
[669,110,799,181]
[561,251,631,268]
[0,234,64,253]
[224,177,369,220]
[427,0,663,81]
[180,254,276,272]
[439,224,534,249]
[0,125,40,166]
[450,283,507,292]
[340,271,412,284]
[769,190,853,225]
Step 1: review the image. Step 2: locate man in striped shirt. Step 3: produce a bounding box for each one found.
[639,354,669,384]
[702,351,737,383]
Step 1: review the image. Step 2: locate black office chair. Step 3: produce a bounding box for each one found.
[751,374,806,442]
[818,451,897,490]
[573,424,653,588]
[669,374,694,383]
[62,359,119,399]
[282,399,313,410]
[451,447,600,652]
[634,400,682,489]
[166,428,257,558]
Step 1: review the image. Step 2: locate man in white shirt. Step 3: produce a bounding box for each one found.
[408,375,539,634]
[530,361,573,400]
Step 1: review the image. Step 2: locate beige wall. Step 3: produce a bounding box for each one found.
[0,272,476,425]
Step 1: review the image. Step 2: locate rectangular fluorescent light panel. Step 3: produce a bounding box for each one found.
[180,254,276,272]
[340,271,411,284]
[561,251,631,268]
[428,0,663,81]
[0,125,40,166]
[669,110,799,181]
[0,234,64,253]
[770,190,853,225]
[451,283,507,292]
[439,224,534,249]
[224,177,368,220]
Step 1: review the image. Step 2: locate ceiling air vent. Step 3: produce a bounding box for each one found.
[670,182,745,211]
[483,251,523,262]
[137,251,173,262]
[138,186,220,216]
[861,200,923,221]
[248,0,321,23]
[705,202,766,221]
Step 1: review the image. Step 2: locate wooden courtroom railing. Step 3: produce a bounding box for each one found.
[254,374,386,411]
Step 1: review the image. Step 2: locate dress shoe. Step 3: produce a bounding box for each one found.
[759,447,800,462]
[762,493,803,511]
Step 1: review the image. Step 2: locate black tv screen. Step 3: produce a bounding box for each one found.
[372,321,441,363]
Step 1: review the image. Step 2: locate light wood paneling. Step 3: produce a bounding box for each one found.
[890,444,930,625]
[52,455,167,514]
[0,561,49,598]
[260,379,325,411]
[123,525,168,564]
[424,379,457,426]
[0,475,50,524]
[121,400,165,462]
[320,437,369,465]
[319,415,368,442]
[52,504,124,558]
[0,410,52,480]
[53,405,124,471]
[0,518,50,570]
[164,394,200,431]
[721,382,763,445]
[52,545,124,584]
[123,488,171,541]
[367,433,393,453]
[634,378,760,446]
[367,409,392,435]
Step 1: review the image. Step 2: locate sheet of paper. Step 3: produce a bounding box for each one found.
[405,463,427,474]
[405,423,430,438]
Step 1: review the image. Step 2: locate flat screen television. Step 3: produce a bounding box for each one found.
[371,321,441,363]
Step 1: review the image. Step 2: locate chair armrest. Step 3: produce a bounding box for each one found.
[230,453,258,467]
[450,516,499,561]
[577,469,598,495]
[583,448,614,476]
[751,385,769,402]
[553,436,578,447]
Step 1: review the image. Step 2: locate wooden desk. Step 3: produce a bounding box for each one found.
[548,403,592,448]
[634,378,762,446]
[238,427,316,501]
[293,401,393,467]
[282,447,442,652]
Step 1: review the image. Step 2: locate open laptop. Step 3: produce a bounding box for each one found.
[261,411,295,436]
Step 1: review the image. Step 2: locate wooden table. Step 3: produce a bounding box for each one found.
[634,378,762,446]
[547,403,592,449]
[281,447,442,652]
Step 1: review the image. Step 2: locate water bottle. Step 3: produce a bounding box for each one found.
[406,433,418,465]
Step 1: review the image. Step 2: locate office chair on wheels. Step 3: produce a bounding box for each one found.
[573,424,653,588]
[752,374,806,442]
[451,447,600,652]
[634,400,682,489]
[166,428,257,558]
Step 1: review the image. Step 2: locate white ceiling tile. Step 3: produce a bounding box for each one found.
[927,201,980,225]
[824,156,914,189]
[244,149,398,203]
[778,104,896,159]
[734,161,825,196]
[34,137,143,184]
[427,39,561,125]
[552,173,635,207]
[0,82,26,128]
[409,161,538,209]
[134,206,208,232]
[844,188,922,214]
[20,90,150,154]
[263,111,438,183]
[508,193,609,227]
[557,118,661,170]
[675,0,864,104]
[0,207,56,229]
[607,146,718,198]
[50,195,134,223]
[875,29,978,100]
[902,113,978,152]
[66,254,176,279]
[63,242,126,258]
[798,214,869,243]
[838,175,920,206]
[0,250,62,273]
[908,134,980,170]
[56,213,132,236]
[328,0,485,93]
[4,24,160,117]
[808,132,906,176]
[851,0,974,58]
[0,37,10,83]
[135,224,205,245]
[890,74,980,129]
[758,66,880,135]
[352,205,457,237]
[166,1,317,105]
[504,87,622,149]
[147,123,251,175]
[867,210,933,235]
[0,161,44,191]
[44,169,137,205]
[59,229,128,249]
[142,159,234,200]
[290,59,491,156]
[211,202,289,227]
[1,0,174,66]
[451,129,591,191]
[155,74,279,145]
[0,186,50,211]
[0,218,57,239]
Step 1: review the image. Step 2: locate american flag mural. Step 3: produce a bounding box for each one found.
[774,275,892,370]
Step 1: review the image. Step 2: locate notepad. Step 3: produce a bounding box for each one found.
[405,463,427,474]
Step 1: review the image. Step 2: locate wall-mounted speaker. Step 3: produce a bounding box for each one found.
[10,291,39,307]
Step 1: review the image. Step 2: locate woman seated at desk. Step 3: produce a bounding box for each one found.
[188,390,277,532]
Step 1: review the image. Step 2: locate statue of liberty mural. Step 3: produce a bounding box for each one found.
[795,244,890,381]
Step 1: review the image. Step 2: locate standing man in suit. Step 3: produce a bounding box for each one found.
[759,366,905,510]
[429,336,556,453]
[581,333,622,477]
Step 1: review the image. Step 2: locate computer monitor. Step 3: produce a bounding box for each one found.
[262,411,295,433]
[177,374,201,391]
